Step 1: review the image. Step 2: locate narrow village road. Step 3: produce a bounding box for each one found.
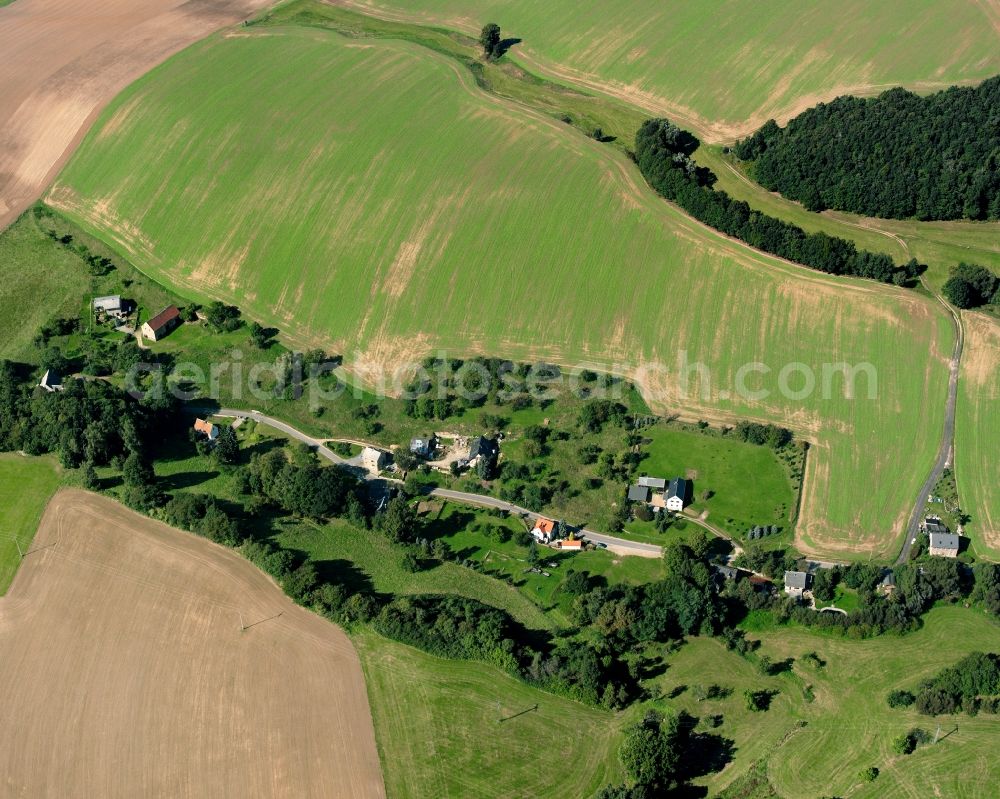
[200,408,665,558]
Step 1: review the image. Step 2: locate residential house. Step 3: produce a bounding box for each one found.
[923,517,949,535]
[783,570,811,597]
[410,436,436,458]
[468,436,498,467]
[665,477,690,512]
[361,446,388,473]
[929,532,960,558]
[38,368,63,393]
[627,484,651,503]
[531,518,557,543]
[93,295,129,319]
[878,570,896,595]
[141,306,180,341]
[193,418,219,441]
[749,575,774,594]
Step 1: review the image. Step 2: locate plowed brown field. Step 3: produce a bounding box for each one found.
[0,489,385,798]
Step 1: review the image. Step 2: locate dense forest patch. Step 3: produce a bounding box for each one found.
[735,76,1000,221]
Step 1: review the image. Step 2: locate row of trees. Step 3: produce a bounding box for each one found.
[733,77,1000,221]
[634,119,921,285]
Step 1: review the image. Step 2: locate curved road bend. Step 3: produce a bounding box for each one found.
[896,288,964,564]
[200,409,664,558]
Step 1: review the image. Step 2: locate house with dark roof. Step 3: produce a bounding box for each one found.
[924,517,949,534]
[38,368,63,393]
[929,532,960,558]
[141,306,180,341]
[665,477,690,512]
[784,570,811,597]
[468,436,498,467]
[627,485,651,503]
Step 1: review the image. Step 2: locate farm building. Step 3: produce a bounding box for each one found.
[531,518,557,543]
[923,517,949,534]
[627,485,651,503]
[38,368,63,393]
[929,532,960,558]
[468,436,498,467]
[361,447,388,473]
[410,436,436,458]
[783,570,811,597]
[665,478,690,511]
[637,476,666,489]
[141,306,180,341]
[558,538,583,550]
[193,418,219,441]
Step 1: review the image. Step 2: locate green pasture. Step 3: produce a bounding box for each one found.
[0,454,62,593]
[655,605,1000,797]
[48,22,954,558]
[353,630,625,798]
[347,0,1000,139]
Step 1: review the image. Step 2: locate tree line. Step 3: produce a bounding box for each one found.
[634,119,922,285]
[734,76,1000,221]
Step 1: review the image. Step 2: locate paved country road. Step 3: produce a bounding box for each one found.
[200,408,664,558]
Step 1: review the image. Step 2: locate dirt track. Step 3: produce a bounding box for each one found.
[0,489,385,798]
[0,0,273,232]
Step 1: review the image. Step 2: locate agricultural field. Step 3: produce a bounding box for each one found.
[340,0,1000,140]
[956,313,1000,558]
[0,489,385,797]
[0,453,61,593]
[353,630,624,798]
[0,0,273,231]
[651,605,1000,797]
[47,20,954,559]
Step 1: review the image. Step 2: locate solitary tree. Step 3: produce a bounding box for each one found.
[479,23,501,58]
[214,426,240,465]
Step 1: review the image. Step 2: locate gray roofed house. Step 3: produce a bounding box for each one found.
[929,532,960,558]
[93,295,122,314]
[714,565,740,581]
[468,436,499,465]
[628,485,651,503]
[665,477,690,511]
[39,368,63,393]
[638,476,666,489]
[783,570,811,596]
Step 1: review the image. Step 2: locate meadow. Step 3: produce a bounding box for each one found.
[353,630,624,798]
[47,21,954,559]
[0,453,61,593]
[650,605,1000,797]
[340,0,1000,141]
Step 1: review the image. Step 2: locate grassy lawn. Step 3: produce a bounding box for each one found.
[47,4,953,559]
[0,454,63,593]
[634,423,800,538]
[353,630,625,798]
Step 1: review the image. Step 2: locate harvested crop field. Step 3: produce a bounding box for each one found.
[956,313,1000,557]
[47,22,954,559]
[0,489,385,798]
[0,0,273,232]
[337,0,1000,141]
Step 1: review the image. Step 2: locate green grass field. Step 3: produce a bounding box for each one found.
[653,605,1000,797]
[346,0,1000,140]
[0,454,62,593]
[47,20,954,559]
[353,630,625,798]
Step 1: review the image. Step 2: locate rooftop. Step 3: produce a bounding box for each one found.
[627,485,651,503]
[637,476,666,489]
[784,570,810,589]
[929,532,960,551]
[145,305,180,331]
